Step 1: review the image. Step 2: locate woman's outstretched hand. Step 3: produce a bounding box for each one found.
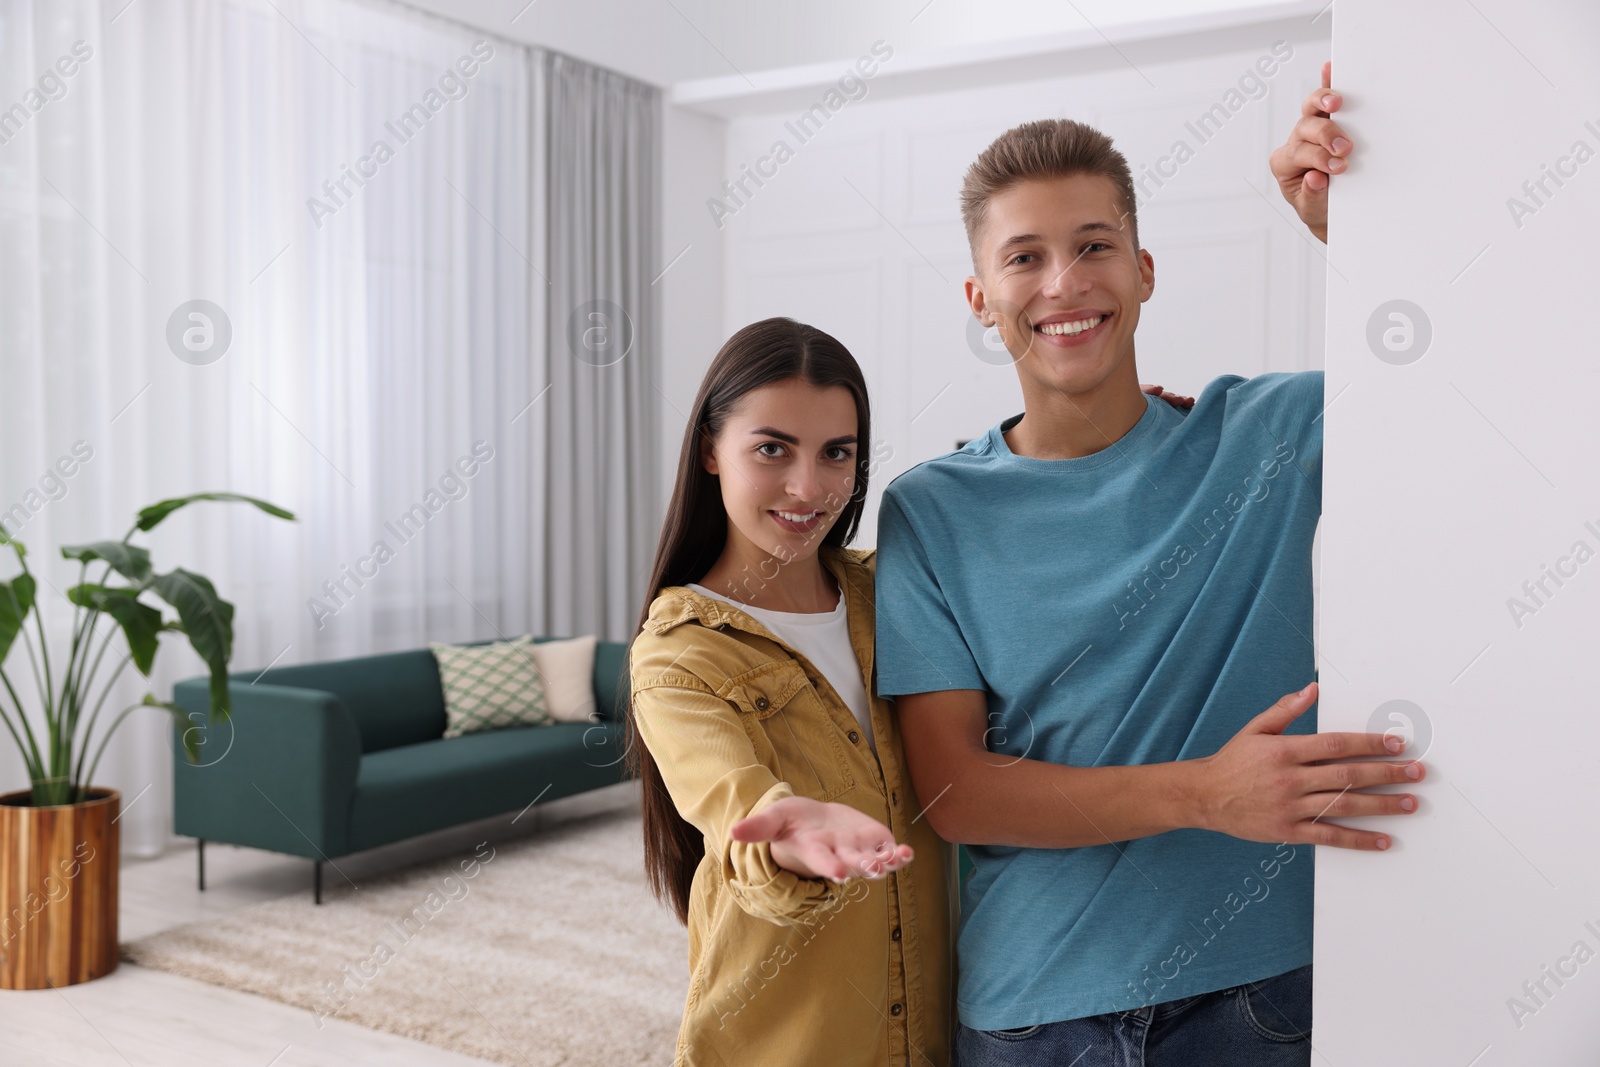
[731,796,914,883]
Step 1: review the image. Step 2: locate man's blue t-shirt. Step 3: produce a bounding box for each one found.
[874,371,1324,1030]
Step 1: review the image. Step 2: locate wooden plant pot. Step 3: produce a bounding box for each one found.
[0,788,120,989]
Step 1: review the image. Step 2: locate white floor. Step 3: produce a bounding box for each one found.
[0,782,641,1067]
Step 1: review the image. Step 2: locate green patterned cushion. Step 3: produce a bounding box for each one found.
[430,636,551,738]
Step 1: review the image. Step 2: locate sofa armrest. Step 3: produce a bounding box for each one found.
[591,639,631,722]
[171,678,363,859]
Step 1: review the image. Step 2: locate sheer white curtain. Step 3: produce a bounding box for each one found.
[0,0,542,855]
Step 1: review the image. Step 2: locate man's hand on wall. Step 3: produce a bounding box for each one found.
[1270,61,1352,244]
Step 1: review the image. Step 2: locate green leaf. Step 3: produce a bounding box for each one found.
[0,529,24,567]
[143,693,202,763]
[136,493,296,533]
[67,585,163,676]
[149,569,235,719]
[0,574,36,666]
[61,541,152,585]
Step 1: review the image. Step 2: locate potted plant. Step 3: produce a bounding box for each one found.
[0,492,293,989]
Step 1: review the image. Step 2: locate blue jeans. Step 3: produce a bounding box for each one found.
[955,964,1312,1067]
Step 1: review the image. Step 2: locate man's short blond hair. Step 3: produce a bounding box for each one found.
[960,118,1139,270]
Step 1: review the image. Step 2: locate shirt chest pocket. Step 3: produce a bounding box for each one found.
[720,660,855,803]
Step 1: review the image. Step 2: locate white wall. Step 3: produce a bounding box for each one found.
[688,15,1332,547]
[1316,1,1600,1062]
[657,102,729,527]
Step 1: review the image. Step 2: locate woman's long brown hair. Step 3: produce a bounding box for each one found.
[628,317,873,924]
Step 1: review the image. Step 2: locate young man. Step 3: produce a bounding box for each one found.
[873,70,1418,1065]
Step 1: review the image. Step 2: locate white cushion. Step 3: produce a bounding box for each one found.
[531,635,600,723]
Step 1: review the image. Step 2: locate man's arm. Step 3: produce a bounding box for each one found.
[1270,60,1352,244]
[897,681,1423,851]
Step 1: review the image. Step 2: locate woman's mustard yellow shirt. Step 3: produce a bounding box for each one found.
[630,545,954,1067]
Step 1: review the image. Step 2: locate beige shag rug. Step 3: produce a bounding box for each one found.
[122,810,687,1066]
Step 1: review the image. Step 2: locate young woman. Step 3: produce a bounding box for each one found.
[628,317,953,1067]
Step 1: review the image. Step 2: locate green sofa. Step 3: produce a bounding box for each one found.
[171,637,631,902]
